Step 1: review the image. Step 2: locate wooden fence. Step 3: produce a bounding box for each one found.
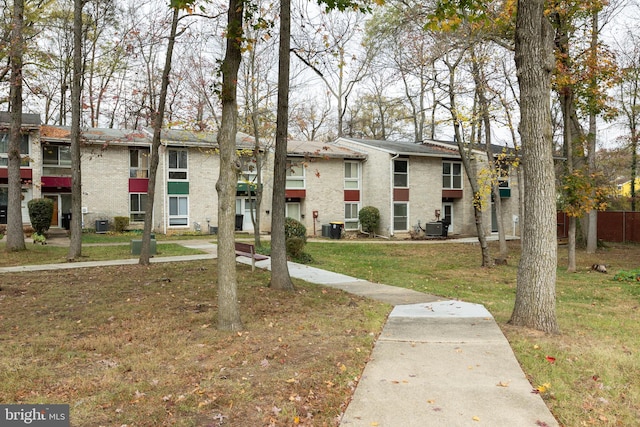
[557,211,640,243]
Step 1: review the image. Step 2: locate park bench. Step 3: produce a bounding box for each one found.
[235,241,269,271]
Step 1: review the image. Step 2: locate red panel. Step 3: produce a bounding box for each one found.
[442,189,463,199]
[344,190,360,202]
[0,168,32,179]
[285,189,306,198]
[129,178,149,193]
[394,188,409,201]
[41,176,72,188]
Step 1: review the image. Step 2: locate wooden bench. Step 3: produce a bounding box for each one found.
[235,241,269,271]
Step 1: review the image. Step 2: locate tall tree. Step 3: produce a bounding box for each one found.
[442,50,493,267]
[292,8,372,137]
[509,0,559,333]
[270,0,295,290]
[6,0,26,252]
[67,0,84,261]
[271,0,370,290]
[216,0,245,328]
[139,2,184,265]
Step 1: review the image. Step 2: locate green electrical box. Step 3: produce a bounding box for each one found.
[131,238,156,255]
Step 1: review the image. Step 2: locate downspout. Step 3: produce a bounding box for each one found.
[162,145,167,235]
[390,153,399,236]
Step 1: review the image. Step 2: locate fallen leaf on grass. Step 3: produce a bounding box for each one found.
[545,355,556,364]
[533,383,551,394]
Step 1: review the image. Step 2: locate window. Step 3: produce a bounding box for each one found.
[0,133,29,166]
[442,161,462,189]
[394,159,408,188]
[344,161,360,189]
[130,148,150,178]
[42,145,71,175]
[286,161,305,189]
[344,203,359,230]
[169,196,188,226]
[130,193,147,222]
[393,203,408,231]
[168,149,188,180]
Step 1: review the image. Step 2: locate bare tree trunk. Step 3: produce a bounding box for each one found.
[139,7,180,265]
[509,0,559,334]
[270,0,295,291]
[445,55,492,267]
[68,0,84,261]
[564,88,576,273]
[250,134,263,248]
[216,0,245,330]
[6,0,26,252]
[586,12,599,253]
[471,49,508,260]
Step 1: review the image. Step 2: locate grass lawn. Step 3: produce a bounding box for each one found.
[0,259,389,426]
[1,238,639,426]
[0,242,206,267]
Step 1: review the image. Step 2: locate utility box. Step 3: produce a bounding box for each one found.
[131,238,156,255]
[425,222,443,236]
[321,224,331,237]
[95,220,109,233]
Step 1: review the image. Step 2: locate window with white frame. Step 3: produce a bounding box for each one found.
[169,195,188,226]
[393,203,408,231]
[42,145,71,175]
[0,133,29,167]
[344,161,360,189]
[130,148,150,178]
[442,161,462,189]
[168,149,188,180]
[286,161,305,188]
[344,203,359,230]
[393,159,408,188]
[130,193,147,222]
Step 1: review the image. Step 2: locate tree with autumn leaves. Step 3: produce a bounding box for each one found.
[550,0,620,271]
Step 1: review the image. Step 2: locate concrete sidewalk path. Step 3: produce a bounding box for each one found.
[239,257,559,426]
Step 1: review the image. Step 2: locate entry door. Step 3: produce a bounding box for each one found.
[235,198,255,232]
[442,202,453,234]
[286,202,301,221]
[44,195,59,227]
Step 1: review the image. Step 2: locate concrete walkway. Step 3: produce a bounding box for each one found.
[239,256,559,427]
[1,238,558,426]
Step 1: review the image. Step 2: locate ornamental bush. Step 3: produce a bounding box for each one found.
[284,217,307,242]
[27,198,54,235]
[359,206,380,234]
[114,216,130,233]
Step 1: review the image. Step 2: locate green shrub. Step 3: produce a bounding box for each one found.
[27,198,54,235]
[359,206,380,234]
[286,237,306,259]
[285,217,307,242]
[114,216,130,233]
